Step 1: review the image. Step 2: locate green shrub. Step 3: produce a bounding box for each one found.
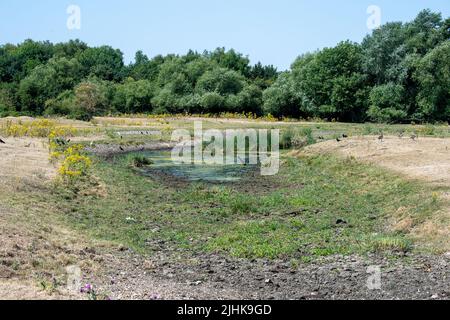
[280,128,294,149]
[299,127,316,145]
[370,236,412,253]
[368,83,407,123]
[131,155,153,167]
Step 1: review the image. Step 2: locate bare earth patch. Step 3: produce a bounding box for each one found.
[0,137,56,181]
[305,136,450,185]
[305,136,450,250]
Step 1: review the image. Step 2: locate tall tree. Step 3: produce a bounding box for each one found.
[414,41,450,122]
[18,57,82,114]
[77,46,125,81]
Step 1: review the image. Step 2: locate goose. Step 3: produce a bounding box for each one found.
[378,132,384,142]
[55,138,67,146]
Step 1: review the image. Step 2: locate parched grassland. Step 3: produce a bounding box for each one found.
[1,116,449,300]
[1,116,448,262]
[10,151,440,262]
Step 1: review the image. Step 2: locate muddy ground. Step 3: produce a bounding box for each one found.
[88,243,450,300]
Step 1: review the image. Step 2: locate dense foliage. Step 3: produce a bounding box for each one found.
[264,10,449,123]
[0,10,448,123]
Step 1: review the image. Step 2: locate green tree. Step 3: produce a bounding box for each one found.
[208,48,250,76]
[44,90,75,116]
[404,9,445,55]
[0,82,18,115]
[18,57,82,114]
[362,22,407,84]
[0,40,54,83]
[262,73,299,118]
[196,68,245,96]
[54,39,88,59]
[128,51,164,81]
[414,41,450,122]
[151,88,178,114]
[367,83,407,122]
[113,78,155,114]
[77,46,124,81]
[71,80,108,121]
[290,42,368,120]
[200,92,225,113]
[249,62,278,89]
[235,84,263,114]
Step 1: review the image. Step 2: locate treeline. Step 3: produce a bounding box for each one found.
[0,43,277,120]
[0,9,449,123]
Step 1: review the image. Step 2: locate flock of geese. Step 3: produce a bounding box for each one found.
[334,131,418,143]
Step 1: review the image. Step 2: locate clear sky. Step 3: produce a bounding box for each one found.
[1,0,449,70]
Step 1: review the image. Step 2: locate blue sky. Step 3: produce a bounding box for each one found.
[1,0,449,70]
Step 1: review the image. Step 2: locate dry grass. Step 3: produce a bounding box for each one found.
[306,136,450,251]
[0,116,94,129]
[306,136,450,185]
[0,179,108,299]
[0,137,103,299]
[0,137,56,181]
[0,279,81,300]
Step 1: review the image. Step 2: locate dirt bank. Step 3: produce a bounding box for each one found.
[305,136,450,250]
[306,136,450,186]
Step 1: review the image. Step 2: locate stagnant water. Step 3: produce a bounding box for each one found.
[135,150,258,182]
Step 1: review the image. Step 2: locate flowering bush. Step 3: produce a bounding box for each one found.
[56,144,91,181]
[80,283,97,300]
[3,119,78,138]
[80,283,111,300]
[48,133,92,182]
[58,153,92,178]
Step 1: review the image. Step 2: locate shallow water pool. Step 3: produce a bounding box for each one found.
[135,150,257,183]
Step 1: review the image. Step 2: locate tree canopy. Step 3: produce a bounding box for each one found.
[0,9,448,123]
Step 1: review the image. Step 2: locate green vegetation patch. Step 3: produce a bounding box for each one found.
[36,150,443,260]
